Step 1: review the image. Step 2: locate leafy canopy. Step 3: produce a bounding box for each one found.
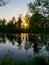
[28,0,49,17]
[0,0,10,6]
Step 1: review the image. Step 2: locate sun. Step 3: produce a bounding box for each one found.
[21,22,29,30]
[24,22,28,27]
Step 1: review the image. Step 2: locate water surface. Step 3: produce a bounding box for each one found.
[0,33,49,61]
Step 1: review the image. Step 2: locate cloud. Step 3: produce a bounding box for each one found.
[12,7,27,17]
[13,8,21,11]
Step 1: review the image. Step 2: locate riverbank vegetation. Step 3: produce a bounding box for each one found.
[0,14,49,34]
[0,56,49,65]
[0,0,49,65]
[0,0,49,33]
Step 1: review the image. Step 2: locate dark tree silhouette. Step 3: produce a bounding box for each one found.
[28,0,49,15]
[17,15,22,32]
[28,0,49,33]
[0,0,10,6]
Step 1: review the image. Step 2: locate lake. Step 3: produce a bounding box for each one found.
[0,33,49,62]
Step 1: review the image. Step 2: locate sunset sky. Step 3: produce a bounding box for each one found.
[0,0,34,20]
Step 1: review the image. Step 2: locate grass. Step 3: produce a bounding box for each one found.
[0,56,49,65]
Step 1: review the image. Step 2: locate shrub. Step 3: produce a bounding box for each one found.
[27,56,47,65]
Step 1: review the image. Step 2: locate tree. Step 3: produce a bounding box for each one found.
[28,0,49,33]
[17,15,22,29]
[29,12,45,32]
[24,13,30,30]
[28,0,49,16]
[2,19,6,26]
[0,0,10,6]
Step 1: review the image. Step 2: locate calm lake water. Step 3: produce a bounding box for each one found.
[0,33,49,61]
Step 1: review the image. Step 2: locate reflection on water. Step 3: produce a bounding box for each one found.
[21,33,28,41]
[0,33,49,61]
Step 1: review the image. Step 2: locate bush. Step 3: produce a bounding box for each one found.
[0,58,16,65]
[27,56,47,65]
[0,56,49,65]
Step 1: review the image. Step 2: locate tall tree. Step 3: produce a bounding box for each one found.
[28,0,49,33]
[17,15,22,29]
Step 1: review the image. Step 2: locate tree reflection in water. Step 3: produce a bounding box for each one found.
[0,33,6,43]
[0,33,49,56]
[4,49,14,59]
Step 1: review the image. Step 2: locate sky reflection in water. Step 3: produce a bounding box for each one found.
[0,33,49,61]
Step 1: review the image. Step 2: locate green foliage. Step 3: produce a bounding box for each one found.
[0,58,16,65]
[29,12,46,33]
[28,0,49,14]
[28,0,49,33]
[0,17,22,33]
[0,56,49,65]
[0,58,26,65]
[28,56,47,65]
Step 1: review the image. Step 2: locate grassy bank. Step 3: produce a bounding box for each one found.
[0,56,49,65]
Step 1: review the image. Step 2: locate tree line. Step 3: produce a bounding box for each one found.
[0,16,30,33]
[0,14,49,33]
[0,0,49,33]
